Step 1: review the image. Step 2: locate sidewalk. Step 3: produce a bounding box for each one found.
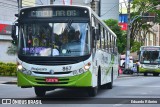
[118,73,140,78]
[0,76,17,84]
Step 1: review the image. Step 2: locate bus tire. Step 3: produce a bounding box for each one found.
[34,87,46,97]
[88,67,100,97]
[153,73,159,76]
[88,87,98,97]
[144,73,148,76]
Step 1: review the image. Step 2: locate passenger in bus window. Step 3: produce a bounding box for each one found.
[68,27,77,42]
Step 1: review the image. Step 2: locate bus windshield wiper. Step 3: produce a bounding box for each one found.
[64,19,73,31]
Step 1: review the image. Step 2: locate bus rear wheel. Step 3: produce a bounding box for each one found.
[34,87,46,97]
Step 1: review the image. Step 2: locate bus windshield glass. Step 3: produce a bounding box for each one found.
[140,51,160,64]
[19,22,90,57]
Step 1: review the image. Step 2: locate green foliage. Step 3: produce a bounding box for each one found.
[104,19,126,54]
[129,0,160,51]
[0,62,17,76]
[131,41,141,52]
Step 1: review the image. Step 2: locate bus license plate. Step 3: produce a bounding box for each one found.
[45,78,59,83]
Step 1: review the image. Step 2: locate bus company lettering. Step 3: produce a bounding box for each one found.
[31,67,47,71]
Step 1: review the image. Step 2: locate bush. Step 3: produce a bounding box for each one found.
[0,62,16,76]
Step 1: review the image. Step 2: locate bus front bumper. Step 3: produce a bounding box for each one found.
[17,71,92,88]
[139,67,160,73]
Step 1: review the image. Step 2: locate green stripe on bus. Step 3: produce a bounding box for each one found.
[105,55,115,75]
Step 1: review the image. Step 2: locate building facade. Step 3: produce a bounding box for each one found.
[0,0,18,63]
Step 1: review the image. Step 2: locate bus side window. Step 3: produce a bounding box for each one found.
[99,24,101,49]
[106,31,108,52]
[101,27,104,50]
[108,32,111,53]
[103,28,106,50]
[91,16,95,43]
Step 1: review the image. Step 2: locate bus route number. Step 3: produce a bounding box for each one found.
[62,66,71,71]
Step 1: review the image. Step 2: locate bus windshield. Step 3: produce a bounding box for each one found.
[19,22,90,57]
[140,51,160,64]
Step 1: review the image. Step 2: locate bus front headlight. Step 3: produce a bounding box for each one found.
[17,65,23,71]
[84,62,91,70]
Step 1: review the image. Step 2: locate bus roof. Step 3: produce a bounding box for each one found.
[140,46,160,51]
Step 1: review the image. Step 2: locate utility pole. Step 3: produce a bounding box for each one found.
[50,0,54,4]
[125,0,131,70]
[17,0,22,13]
[91,0,100,16]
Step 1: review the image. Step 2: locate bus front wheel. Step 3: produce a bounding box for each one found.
[34,87,46,97]
[88,87,98,97]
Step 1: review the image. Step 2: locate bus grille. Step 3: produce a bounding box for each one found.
[32,71,72,75]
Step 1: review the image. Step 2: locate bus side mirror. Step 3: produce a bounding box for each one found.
[15,14,19,17]
[137,51,140,55]
[11,25,17,45]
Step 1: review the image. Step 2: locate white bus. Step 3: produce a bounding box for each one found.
[12,5,118,97]
[138,46,160,76]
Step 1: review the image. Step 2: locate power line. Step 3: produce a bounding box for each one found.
[101,3,119,17]
[39,0,44,5]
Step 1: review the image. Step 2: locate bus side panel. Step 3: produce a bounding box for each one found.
[113,55,118,80]
[92,49,115,86]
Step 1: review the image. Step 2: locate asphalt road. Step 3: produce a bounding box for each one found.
[0,74,160,107]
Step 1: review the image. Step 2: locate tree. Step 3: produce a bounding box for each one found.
[130,0,160,47]
[104,19,126,54]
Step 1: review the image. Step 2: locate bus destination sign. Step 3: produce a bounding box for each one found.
[27,8,86,18]
[143,47,160,51]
